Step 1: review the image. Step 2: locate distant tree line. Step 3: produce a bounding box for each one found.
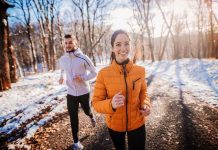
[130,0,218,61]
[0,0,217,91]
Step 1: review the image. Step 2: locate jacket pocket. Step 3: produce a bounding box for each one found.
[132,78,141,90]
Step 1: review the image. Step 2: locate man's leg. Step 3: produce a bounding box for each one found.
[127,125,146,150]
[79,93,96,127]
[108,128,126,150]
[67,94,79,143]
[79,93,94,118]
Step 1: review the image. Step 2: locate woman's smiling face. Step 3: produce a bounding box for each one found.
[112,33,130,63]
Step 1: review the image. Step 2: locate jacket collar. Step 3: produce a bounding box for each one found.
[65,48,82,58]
[111,59,133,74]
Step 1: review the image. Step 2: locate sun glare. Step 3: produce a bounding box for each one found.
[109,8,136,32]
[173,0,189,16]
[108,0,192,37]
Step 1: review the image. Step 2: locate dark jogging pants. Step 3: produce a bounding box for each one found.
[67,93,93,143]
[108,125,146,150]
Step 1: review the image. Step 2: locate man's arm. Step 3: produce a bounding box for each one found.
[81,55,97,81]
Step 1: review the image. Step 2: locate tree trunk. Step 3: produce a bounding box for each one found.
[43,36,50,71]
[81,11,88,54]
[208,1,215,58]
[204,0,215,58]
[50,2,56,70]
[8,45,18,83]
[159,31,170,61]
[27,27,37,72]
[0,16,11,90]
[51,20,56,70]
[140,33,145,62]
[145,0,155,62]
[16,58,23,78]
[197,1,202,59]
[7,15,18,82]
[155,0,177,59]
[49,34,53,70]
[57,17,64,53]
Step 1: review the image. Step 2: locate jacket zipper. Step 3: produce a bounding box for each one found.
[132,78,140,90]
[122,65,128,131]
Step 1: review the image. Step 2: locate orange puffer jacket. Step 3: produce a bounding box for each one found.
[92,60,150,132]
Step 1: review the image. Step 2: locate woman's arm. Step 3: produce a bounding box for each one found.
[92,71,115,114]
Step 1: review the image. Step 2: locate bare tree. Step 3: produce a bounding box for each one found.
[6,13,18,82]
[8,44,18,83]
[173,16,185,59]
[158,13,174,60]
[10,0,38,72]
[32,0,49,71]
[48,0,57,70]
[192,0,206,58]
[71,0,112,65]
[205,0,216,58]
[127,21,140,61]
[10,23,33,72]
[0,0,14,91]
[155,0,179,59]
[32,0,60,70]
[56,12,64,53]
[131,0,155,62]
[183,12,192,57]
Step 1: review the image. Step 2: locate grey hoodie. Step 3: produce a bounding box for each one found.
[59,48,97,96]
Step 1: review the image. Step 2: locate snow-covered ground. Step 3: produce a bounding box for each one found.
[141,59,218,107]
[0,71,68,144]
[0,58,217,148]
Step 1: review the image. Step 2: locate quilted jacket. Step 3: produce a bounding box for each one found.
[92,60,150,132]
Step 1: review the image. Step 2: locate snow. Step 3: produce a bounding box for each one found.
[0,71,68,145]
[0,58,217,148]
[140,59,218,106]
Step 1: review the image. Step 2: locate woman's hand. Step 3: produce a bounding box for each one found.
[140,106,150,116]
[111,92,125,109]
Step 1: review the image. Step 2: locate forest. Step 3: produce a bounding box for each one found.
[0,0,218,149]
[0,0,217,91]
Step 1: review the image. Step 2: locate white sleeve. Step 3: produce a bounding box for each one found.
[81,55,97,81]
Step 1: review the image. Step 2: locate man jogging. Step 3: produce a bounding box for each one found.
[59,34,97,150]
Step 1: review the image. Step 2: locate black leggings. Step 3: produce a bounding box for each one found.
[108,125,146,150]
[67,93,93,143]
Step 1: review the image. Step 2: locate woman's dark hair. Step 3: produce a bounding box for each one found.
[110,29,130,63]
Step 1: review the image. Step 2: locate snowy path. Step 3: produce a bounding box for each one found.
[0,59,218,149]
[0,88,67,146]
[146,77,218,150]
[0,71,68,147]
[143,59,218,107]
[18,70,218,150]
